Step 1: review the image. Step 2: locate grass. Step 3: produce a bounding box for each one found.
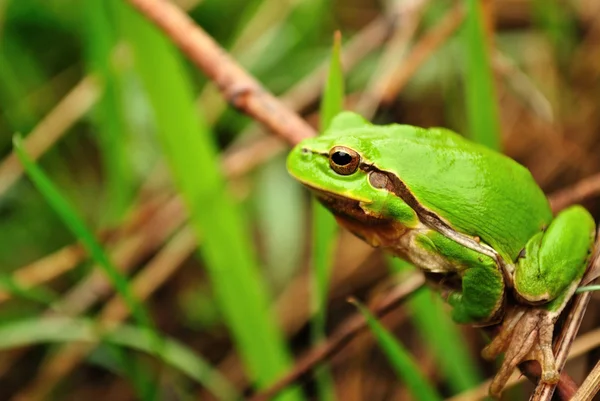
[0,316,239,400]
[310,31,344,401]
[352,299,443,401]
[0,0,598,400]
[462,0,501,150]
[117,2,302,399]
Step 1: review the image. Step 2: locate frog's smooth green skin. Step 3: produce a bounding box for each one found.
[287,111,596,398]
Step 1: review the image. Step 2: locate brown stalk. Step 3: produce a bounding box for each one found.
[195,233,378,400]
[248,272,426,401]
[529,229,600,401]
[281,16,390,113]
[0,75,100,197]
[13,227,197,401]
[447,327,600,401]
[125,0,315,145]
[355,0,429,118]
[220,14,392,178]
[549,171,600,213]
[10,197,187,400]
[381,3,465,104]
[196,0,309,124]
[0,244,86,304]
[571,359,600,401]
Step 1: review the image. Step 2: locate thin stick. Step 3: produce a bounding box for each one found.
[528,229,600,401]
[447,327,600,401]
[248,272,426,401]
[0,75,100,197]
[549,171,600,213]
[354,0,429,117]
[571,359,600,401]
[381,4,465,103]
[125,0,315,145]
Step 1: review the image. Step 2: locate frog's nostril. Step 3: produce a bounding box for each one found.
[301,147,310,154]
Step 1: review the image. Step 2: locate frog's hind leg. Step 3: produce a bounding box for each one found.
[514,205,595,308]
[484,205,595,398]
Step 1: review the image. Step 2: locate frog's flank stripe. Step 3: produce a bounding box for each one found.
[358,162,505,267]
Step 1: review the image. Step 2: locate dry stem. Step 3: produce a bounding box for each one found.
[125,0,315,145]
[248,272,426,401]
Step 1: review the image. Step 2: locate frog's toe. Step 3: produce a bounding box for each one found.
[481,307,526,361]
[487,307,560,398]
[542,369,560,384]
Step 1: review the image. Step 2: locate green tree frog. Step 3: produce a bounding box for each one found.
[286,112,596,397]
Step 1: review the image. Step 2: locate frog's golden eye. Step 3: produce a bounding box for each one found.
[329,146,360,175]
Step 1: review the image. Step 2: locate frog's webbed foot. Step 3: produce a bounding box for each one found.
[481,306,559,398]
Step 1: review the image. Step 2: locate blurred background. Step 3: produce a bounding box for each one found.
[0,0,599,400]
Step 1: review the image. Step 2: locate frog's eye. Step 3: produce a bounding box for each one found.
[329,146,360,175]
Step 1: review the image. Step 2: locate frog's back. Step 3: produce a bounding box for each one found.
[349,124,553,261]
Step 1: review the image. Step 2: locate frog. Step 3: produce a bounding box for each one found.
[286,111,596,398]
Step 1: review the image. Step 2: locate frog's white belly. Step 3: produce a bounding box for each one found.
[387,224,465,273]
[340,216,466,273]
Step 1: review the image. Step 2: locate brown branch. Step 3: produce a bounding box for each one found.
[447,327,600,401]
[248,272,426,401]
[381,3,465,104]
[548,171,600,213]
[125,0,316,146]
[528,228,600,401]
[354,0,428,117]
[0,75,100,198]
[571,359,600,401]
[14,227,197,401]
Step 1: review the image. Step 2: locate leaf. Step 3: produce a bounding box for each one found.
[118,5,302,399]
[0,317,239,401]
[353,299,444,401]
[462,0,501,150]
[311,30,345,401]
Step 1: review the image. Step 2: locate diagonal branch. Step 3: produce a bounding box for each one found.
[528,228,600,401]
[248,272,426,401]
[125,0,316,146]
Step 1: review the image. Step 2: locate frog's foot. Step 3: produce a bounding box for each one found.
[481,306,559,398]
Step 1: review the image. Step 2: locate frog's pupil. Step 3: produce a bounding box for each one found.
[332,151,352,166]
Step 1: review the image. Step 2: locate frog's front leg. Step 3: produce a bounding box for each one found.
[414,231,505,325]
[482,205,596,397]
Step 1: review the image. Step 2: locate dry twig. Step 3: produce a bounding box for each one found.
[571,359,600,401]
[529,228,600,401]
[0,75,100,197]
[549,172,600,213]
[125,0,315,145]
[248,272,426,401]
[381,3,465,103]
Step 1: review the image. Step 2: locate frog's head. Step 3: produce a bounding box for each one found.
[287,112,419,245]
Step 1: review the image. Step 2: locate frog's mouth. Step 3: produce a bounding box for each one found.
[308,185,412,250]
[302,184,381,223]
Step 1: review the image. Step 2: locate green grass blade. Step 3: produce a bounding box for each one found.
[388,258,481,393]
[118,5,301,399]
[0,37,43,133]
[83,0,134,224]
[13,136,151,329]
[311,31,345,401]
[532,0,577,65]
[14,136,159,399]
[353,299,444,401]
[0,317,239,401]
[0,273,57,305]
[319,31,344,131]
[576,285,600,294]
[462,0,500,150]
